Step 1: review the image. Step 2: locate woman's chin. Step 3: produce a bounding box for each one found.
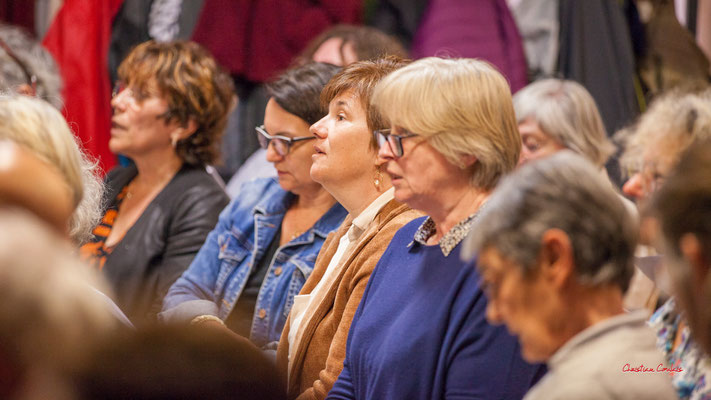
[276,176,294,192]
[309,165,327,185]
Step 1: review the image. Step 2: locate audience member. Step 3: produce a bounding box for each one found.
[0,210,115,400]
[619,89,711,400]
[621,91,711,205]
[71,325,284,400]
[464,151,676,400]
[653,139,711,357]
[296,24,408,67]
[327,57,543,400]
[0,94,103,245]
[0,141,73,236]
[276,57,421,400]
[514,78,615,169]
[161,63,347,347]
[0,22,63,109]
[79,40,232,325]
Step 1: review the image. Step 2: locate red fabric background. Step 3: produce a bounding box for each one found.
[43,0,124,174]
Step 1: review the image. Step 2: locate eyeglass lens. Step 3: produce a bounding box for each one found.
[376,130,403,157]
[257,128,290,156]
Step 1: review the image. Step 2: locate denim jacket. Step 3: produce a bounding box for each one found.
[160,178,347,347]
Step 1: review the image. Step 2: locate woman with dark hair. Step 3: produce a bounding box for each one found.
[161,62,347,347]
[80,40,233,325]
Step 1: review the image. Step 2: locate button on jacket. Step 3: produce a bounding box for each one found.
[161,177,347,347]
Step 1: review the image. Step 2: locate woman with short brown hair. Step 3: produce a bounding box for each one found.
[80,40,232,325]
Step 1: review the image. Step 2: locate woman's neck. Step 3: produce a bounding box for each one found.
[564,284,625,334]
[292,185,337,212]
[131,151,184,187]
[327,175,392,217]
[426,186,490,244]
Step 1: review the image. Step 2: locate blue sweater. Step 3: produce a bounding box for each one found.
[327,217,545,399]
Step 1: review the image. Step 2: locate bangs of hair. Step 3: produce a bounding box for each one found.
[116,41,235,166]
[320,56,409,134]
[372,57,520,189]
[374,58,517,144]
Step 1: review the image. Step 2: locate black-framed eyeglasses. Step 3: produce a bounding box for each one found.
[373,128,418,158]
[0,37,37,95]
[256,125,316,156]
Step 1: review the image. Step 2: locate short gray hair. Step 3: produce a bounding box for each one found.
[620,90,711,174]
[464,151,638,291]
[513,79,615,167]
[0,23,63,109]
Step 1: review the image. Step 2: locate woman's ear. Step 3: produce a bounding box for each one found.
[680,233,710,288]
[171,119,198,143]
[539,228,575,289]
[15,83,36,97]
[460,154,478,168]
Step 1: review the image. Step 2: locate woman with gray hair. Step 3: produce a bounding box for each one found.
[327,57,543,400]
[620,90,711,400]
[464,151,676,400]
[0,23,63,109]
[513,78,615,168]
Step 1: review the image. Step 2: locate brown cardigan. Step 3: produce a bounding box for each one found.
[276,199,422,400]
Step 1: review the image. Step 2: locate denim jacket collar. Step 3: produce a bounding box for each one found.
[253,181,295,217]
[252,183,346,241]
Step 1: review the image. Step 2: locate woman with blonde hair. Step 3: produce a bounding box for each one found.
[327,58,543,399]
[0,94,102,245]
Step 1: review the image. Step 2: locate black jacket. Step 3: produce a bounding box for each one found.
[100,164,229,325]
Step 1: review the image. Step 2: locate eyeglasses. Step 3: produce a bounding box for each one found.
[0,37,37,95]
[256,125,316,156]
[373,128,418,158]
[625,161,667,196]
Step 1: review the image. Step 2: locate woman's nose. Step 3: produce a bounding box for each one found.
[377,138,395,160]
[310,117,328,139]
[517,147,529,167]
[622,173,645,201]
[111,89,129,110]
[264,141,283,163]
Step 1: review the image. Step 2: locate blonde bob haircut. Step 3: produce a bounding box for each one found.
[372,57,520,190]
[513,79,615,167]
[0,95,103,245]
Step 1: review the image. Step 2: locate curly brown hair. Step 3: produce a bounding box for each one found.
[118,40,235,166]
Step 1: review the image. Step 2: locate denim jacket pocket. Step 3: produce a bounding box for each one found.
[215,232,251,295]
[282,256,317,319]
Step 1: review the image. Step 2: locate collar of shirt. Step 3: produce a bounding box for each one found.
[548,310,650,370]
[412,211,479,257]
[347,187,395,241]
